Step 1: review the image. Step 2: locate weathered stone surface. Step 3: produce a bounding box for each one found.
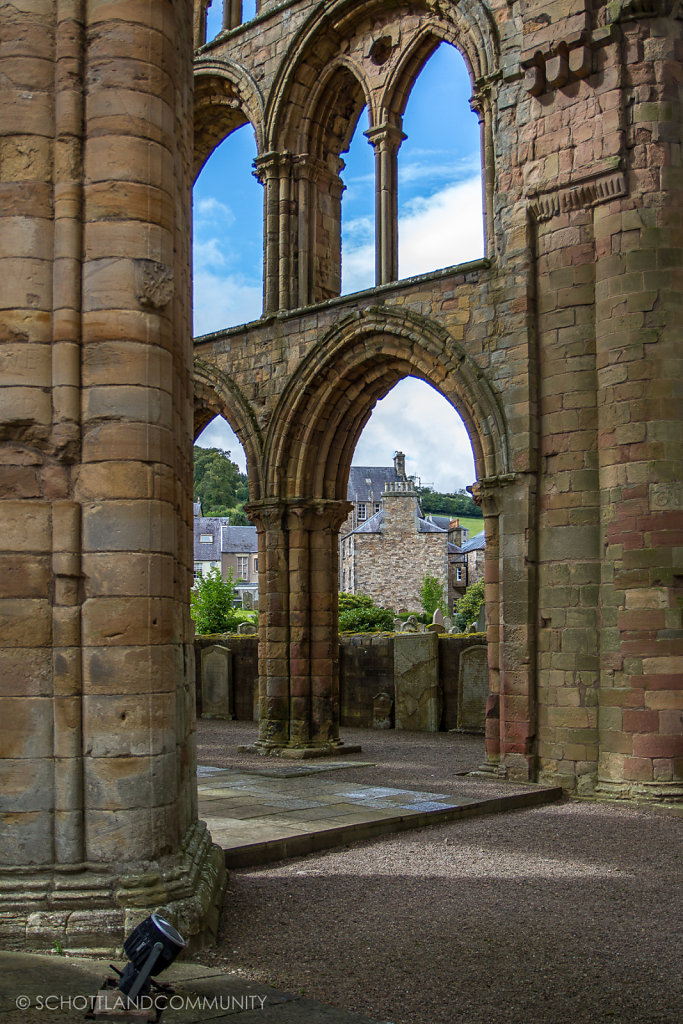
[394,633,441,732]
[457,645,488,733]
[200,644,234,719]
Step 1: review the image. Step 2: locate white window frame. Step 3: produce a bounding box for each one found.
[236,555,249,581]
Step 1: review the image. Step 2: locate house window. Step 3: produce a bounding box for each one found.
[237,556,249,581]
[374,502,381,515]
[199,533,213,543]
[194,563,203,578]
[357,502,367,522]
[456,566,463,582]
[253,557,258,572]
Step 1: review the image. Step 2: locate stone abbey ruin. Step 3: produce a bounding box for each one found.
[1,0,681,949]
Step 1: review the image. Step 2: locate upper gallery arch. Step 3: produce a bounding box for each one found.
[265,0,500,152]
[193,59,265,180]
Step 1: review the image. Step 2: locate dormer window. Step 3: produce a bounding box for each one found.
[199,533,213,543]
[357,502,367,522]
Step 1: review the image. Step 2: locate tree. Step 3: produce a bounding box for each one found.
[191,567,238,635]
[193,446,249,516]
[417,487,483,519]
[419,574,447,618]
[454,578,485,629]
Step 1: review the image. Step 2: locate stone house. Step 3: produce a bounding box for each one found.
[340,476,449,611]
[450,531,486,599]
[193,512,258,606]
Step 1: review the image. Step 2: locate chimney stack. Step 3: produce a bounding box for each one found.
[393,451,406,479]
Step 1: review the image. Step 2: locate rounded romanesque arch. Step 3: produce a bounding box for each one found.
[264,305,509,501]
[193,59,265,180]
[193,358,264,498]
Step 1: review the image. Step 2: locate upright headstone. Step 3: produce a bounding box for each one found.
[237,619,257,635]
[372,692,393,729]
[476,604,486,633]
[201,644,234,719]
[432,608,444,629]
[394,632,441,731]
[457,645,488,732]
[242,590,254,610]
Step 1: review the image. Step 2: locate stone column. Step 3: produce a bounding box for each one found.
[253,153,281,313]
[223,0,242,32]
[0,0,226,951]
[365,122,405,286]
[247,498,352,755]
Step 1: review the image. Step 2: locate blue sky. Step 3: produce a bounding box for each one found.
[194,40,484,491]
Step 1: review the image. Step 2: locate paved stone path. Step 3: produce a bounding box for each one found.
[197,764,562,867]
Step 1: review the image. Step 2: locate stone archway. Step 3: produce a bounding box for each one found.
[242,305,532,770]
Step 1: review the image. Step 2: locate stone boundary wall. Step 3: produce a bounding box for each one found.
[195,632,487,732]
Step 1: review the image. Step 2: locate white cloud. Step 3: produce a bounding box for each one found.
[194,237,229,271]
[342,175,484,294]
[398,177,484,278]
[194,196,235,225]
[193,269,262,337]
[352,377,476,492]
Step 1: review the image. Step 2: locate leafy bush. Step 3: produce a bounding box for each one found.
[419,574,447,619]
[338,592,374,614]
[191,567,238,635]
[454,578,485,629]
[339,605,395,633]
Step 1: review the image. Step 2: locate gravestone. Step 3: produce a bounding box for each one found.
[237,619,257,635]
[201,644,234,719]
[394,632,441,731]
[432,608,444,628]
[476,604,486,633]
[372,692,393,729]
[457,645,488,732]
[242,590,254,610]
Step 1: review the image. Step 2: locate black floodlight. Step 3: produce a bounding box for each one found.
[117,913,186,1002]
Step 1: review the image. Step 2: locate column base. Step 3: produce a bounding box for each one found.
[0,822,226,954]
[596,779,683,804]
[237,741,362,759]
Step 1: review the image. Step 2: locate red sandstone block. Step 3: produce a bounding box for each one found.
[618,610,666,631]
[622,709,659,734]
[622,756,655,782]
[639,673,682,690]
[632,734,683,758]
[659,709,683,734]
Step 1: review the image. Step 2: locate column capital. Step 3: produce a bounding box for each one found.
[246,498,352,533]
[364,122,407,153]
[252,150,291,183]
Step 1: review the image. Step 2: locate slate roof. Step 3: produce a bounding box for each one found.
[345,509,447,538]
[222,525,258,553]
[193,516,229,562]
[425,514,451,531]
[418,517,446,534]
[347,465,402,501]
[461,532,486,552]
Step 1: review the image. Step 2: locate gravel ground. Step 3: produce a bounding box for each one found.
[194,721,683,1024]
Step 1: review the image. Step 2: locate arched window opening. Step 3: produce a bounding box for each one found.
[193,416,258,610]
[340,107,375,296]
[193,123,262,335]
[342,375,483,617]
[398,42,484,278]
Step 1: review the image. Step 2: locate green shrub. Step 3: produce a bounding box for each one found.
[338,592,374,614]
[454,578,485,628]
[339,605,395,633]
[191,567,238,635]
